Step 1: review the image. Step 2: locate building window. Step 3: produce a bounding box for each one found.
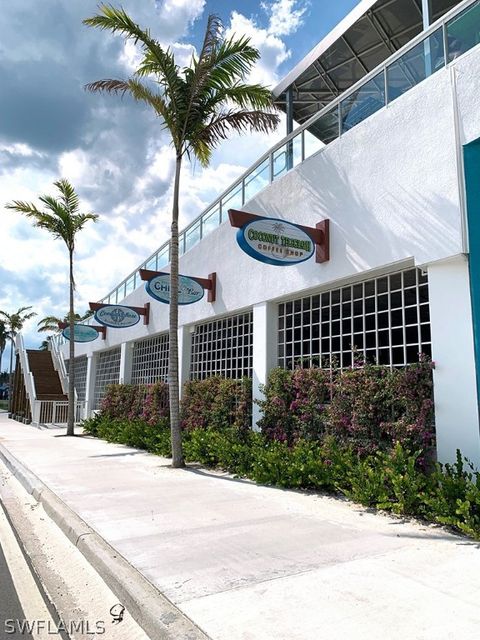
[131,334,169,385]
[190,312,253,380]
[278,268,431,370]
[65,356,88,402]
[94,347,121,409]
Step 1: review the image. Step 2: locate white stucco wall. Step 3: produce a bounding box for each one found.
[66,46,480,360]
[60,45,480,463]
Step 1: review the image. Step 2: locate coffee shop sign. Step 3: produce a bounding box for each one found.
[237,217,315,266]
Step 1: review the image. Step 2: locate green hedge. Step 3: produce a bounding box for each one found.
[82,415,480,540]
[258,361,434,456]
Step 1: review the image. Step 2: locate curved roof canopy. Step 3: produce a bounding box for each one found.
[273,0,461,125]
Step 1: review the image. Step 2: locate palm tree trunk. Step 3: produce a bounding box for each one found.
[67,249,75,436]
[8,335,14,415]
[169,155,184,468]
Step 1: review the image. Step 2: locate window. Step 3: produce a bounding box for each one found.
[278,268,431,369]
[131,334,169,385]
[65,356,88,402]
[190,312,253,380]
[93,347,121,409]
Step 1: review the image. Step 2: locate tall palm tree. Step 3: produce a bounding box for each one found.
[0,320,7,374]
[84,6,279,467]
[6,180,98,435]
[0,307,37,412]
[37,310,93,334]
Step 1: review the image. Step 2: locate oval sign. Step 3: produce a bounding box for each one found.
[237,217,315,266]
[62,324,99,343]
[94,305,140,329]
[146,274,204,305]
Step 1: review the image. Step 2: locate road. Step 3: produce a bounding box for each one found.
[0,502,62,640]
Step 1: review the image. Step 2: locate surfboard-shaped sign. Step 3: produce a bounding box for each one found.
[236,216,315,266]
[94,304,140,328]
[62,324,99,343]
[145,273,205,305]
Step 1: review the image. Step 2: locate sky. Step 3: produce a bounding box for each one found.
[0,0,360,369]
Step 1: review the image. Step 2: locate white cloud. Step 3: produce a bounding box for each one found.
[155,0,206,41]
[263,0,307,37]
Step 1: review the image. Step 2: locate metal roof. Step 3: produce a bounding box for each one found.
[273,0,461,124]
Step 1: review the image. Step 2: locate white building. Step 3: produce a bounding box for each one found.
[55,0,480,464]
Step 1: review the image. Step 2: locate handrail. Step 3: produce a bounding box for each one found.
[50,335,69,395]
[95,0,478,305]
[15,333,38,422]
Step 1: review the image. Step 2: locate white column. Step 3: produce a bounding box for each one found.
[178,325,192,399]
[428,255,480,465]
[85,354,97,417]
[119,341,133,384]
[252,302,278,431]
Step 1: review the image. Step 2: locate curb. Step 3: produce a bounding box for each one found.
[0,444,211,640]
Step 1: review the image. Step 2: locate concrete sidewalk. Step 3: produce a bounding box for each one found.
[0,414,479,640]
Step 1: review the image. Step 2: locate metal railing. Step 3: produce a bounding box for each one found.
[15,334,37,420]
[37,400,85,426]
[49,335,70,396]
[89,0,478,306]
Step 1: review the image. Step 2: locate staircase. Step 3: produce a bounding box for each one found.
[26,350,67,402]
[12,335,85,427]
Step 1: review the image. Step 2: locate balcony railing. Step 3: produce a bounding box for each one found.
[100,0,480,306]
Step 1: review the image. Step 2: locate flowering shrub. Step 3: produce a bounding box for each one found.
[257,367,331,445]
[258,360,435,455]
[100,382,169,426]
[181,376,251,432]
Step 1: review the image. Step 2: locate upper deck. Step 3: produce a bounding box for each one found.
[99,0,480,307]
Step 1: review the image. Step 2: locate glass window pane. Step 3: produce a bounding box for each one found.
[244,159,270,202]
[157,247,169,269]
[273,133,302,180]
[202,206,221,235]
[185,221,201,252]
[125,276,135,296]
[341,72,385,133]
[303,129,324,160]
[222,182,243,212]
[386,28,445,103]
[447,1,480,61]
[145,255,157,270]
[304,105,340,145]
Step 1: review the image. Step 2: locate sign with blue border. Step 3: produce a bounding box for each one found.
[94,305,141,328]
[145,273,205,305]
[62,324,99,343]
[236,216,315,266]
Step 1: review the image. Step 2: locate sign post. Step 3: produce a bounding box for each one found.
[228,209,329,265]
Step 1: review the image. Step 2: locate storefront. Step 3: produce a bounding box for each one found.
[58,0,480,465]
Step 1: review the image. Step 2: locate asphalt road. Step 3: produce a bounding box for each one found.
[0,502,63,640]
[0,529,32,640]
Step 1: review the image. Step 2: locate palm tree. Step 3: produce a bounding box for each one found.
[37,310,93,334]
[84,6,279,467]
[0,307,37,412]
[0,320,7,374]
[6,180,98,435]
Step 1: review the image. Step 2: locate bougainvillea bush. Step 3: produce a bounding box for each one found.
[258,360,435,456]
[100,382,169,426]
[181,376,251,433]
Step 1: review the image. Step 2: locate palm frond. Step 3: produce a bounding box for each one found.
[55,179,80,214]
[84,5,184,127]
[191,109,279,166]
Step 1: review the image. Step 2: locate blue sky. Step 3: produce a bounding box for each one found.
[0,0,360,369]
